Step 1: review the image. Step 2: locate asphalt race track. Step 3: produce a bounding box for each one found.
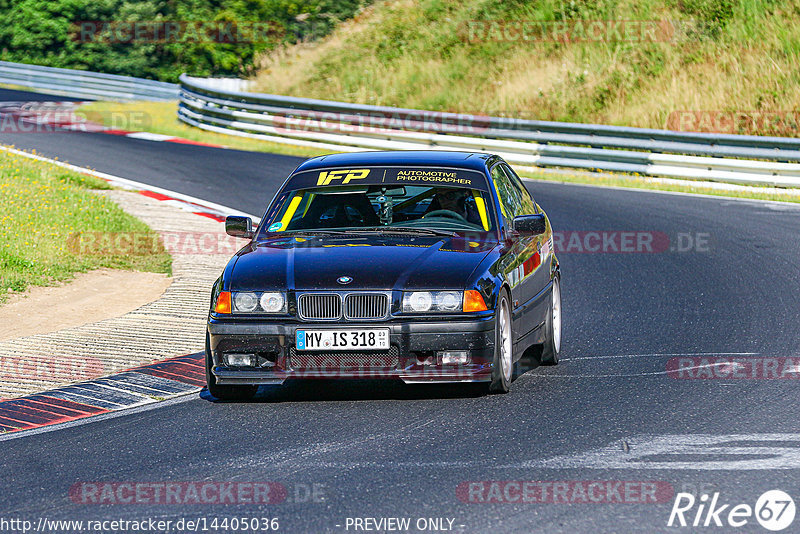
[0,87,87,102]
[2,88,800,533]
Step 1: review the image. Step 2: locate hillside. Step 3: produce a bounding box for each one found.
[252,0,800,135]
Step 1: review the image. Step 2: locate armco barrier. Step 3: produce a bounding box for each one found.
[178,74,800,187]
[1,61,798,186]
[0,61,178,101]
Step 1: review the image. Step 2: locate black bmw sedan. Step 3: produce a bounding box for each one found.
[206,150,561,399]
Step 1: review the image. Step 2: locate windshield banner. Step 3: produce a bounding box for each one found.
[285,166,490,191]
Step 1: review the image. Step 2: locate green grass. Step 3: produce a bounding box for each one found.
[76,100,800,206]
[252,0,800,136]
[72,52,800,208]
[520,169,800,204]
[77,100,329,158]
[0,149,171,303]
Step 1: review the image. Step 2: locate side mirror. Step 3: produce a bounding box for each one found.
[225,215,254,238]
[513,214,546,236]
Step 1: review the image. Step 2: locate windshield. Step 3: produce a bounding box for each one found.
[261,184,495,235]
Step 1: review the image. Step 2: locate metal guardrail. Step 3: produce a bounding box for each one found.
[0,61,178,102]
[179,74,800,187]
[6,62,796,187]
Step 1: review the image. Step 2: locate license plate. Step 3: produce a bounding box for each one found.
[296,329,390,351]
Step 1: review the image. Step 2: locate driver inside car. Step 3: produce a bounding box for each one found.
[425,188,482,225]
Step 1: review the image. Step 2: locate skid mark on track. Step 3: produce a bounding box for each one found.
[226,411,453,477]
[249,434,800,472]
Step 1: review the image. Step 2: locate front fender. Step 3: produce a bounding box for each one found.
[466,246,506,311]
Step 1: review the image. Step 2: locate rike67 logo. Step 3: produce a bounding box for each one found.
[668,490,796,531]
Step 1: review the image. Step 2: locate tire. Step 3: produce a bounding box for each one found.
[540,276,562,366]
[489,290,513,394]
[205,332,258,401]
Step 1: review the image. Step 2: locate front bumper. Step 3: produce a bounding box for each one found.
[207,315,495,385]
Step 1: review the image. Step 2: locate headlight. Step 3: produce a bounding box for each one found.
[405,291,433,312]
[260,292,285,313]
[231,291,287,314]
[233,292,258,312]
[402,291,463,313]
[437,291,461,311]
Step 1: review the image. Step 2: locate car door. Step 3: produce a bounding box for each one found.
[489,163,539,341]
[500,164,552,333]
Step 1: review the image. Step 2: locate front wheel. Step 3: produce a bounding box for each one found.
[489,290,513,394]
[540,276,562,366]
[205,332,258,401]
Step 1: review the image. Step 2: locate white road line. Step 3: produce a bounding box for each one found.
[560,352,758,362]
[124,132,175,141]
[533,363,741,379]
[0,144,260,220]
[522,434,800,470]
[197,433,800,471]
[89,380,163,400]
[520,173,800,207]
[0,390,199,442]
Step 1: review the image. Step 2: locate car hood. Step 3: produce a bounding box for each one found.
[229,234,497,291]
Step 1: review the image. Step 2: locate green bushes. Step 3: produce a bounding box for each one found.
[0,0,371,82]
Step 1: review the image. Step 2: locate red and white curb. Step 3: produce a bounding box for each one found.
[0,145,262,436]
[0,354,205,437]
[0,100,228,147]
[103,129,226,148]
[0,145,259,222]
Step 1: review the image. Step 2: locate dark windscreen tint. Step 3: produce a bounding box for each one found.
[261,183,494,235]
[258,166,495,236]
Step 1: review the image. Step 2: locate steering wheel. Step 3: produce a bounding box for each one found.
[422,209,468,223]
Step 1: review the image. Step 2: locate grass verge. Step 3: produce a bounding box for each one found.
[520,169,800,204]
[77,100,800,205]
[252,0,800,136]
[0,149,171,303]
[77,100,329,158]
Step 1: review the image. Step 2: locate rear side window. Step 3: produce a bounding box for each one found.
[490,164,523,226]
[500,164,537,215]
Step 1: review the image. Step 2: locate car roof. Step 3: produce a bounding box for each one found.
[293,150,496,174]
